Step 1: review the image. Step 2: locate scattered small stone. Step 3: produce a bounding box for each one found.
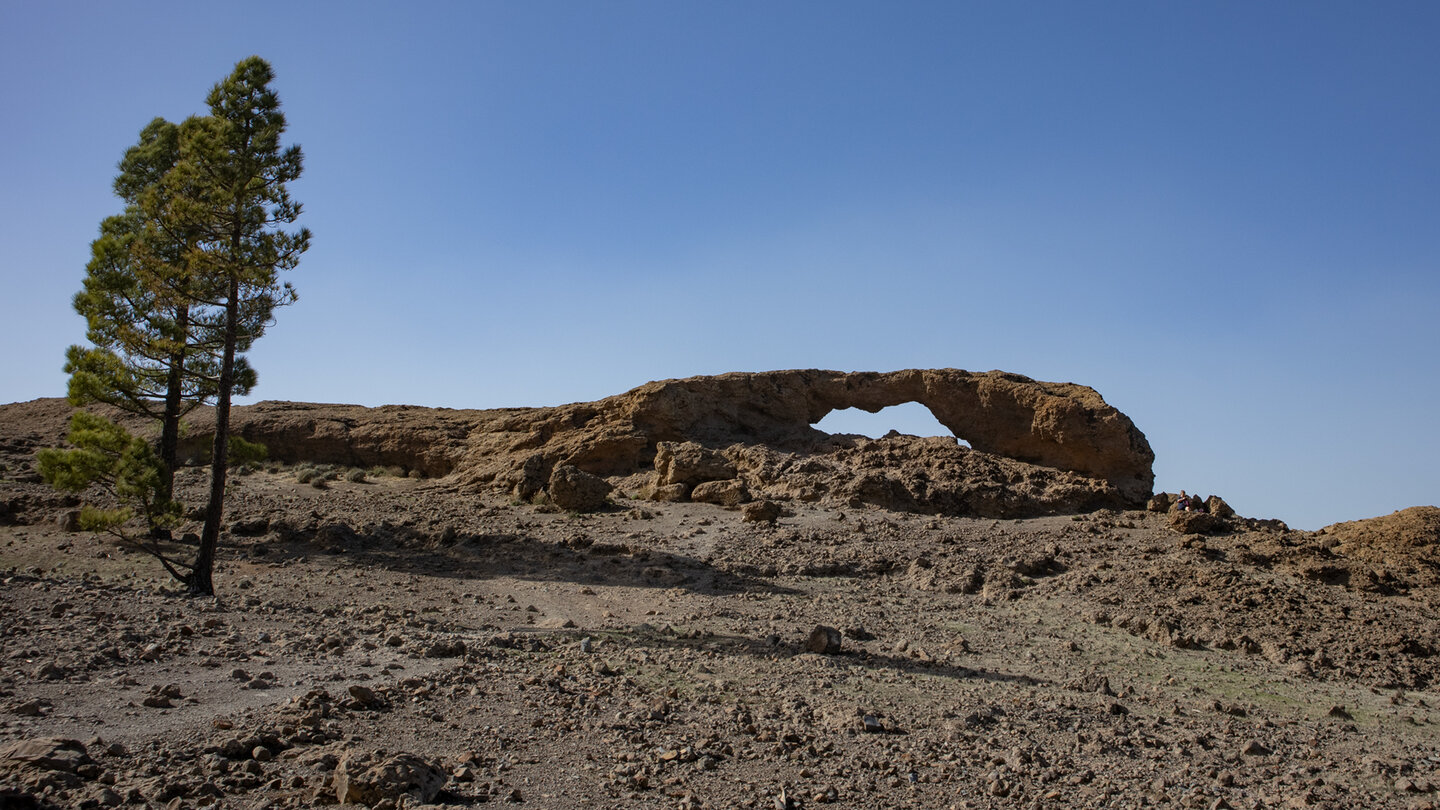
[348,684,379,707]
[10,700,45,717]
[742,500,783,523]
[56,510,82,532]
[805,625,843,655]
[1212,700,1247,718]
[423,639,466,658]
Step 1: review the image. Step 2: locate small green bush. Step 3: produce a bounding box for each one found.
[346,469,367,483]
[228,436,268,469]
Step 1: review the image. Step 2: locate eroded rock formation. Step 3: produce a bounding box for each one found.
[12,369,1155,518]
[458,369,1154,515]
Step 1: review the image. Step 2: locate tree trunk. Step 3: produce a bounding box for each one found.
[190,278,238,597]
[157,304,189,507]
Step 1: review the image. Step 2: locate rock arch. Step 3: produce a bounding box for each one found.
[112,368,1155,515]
[616,369,1154,503]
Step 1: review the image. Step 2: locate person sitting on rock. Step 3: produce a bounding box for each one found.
[1177,490,1192,511]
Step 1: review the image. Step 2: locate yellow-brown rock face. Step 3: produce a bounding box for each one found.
[73,368,1154,517]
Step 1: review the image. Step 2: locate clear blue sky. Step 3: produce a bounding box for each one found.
[3,2,1436,530]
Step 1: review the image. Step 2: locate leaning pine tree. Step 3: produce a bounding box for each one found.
[61,117,259,511]
[45,57,309,596]
[42,118,251,578]
[159,56,310,595]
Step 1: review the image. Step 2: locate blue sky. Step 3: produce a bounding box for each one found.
[2,2,1436,530]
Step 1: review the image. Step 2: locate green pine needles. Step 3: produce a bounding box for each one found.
[42,56,308,596]
[38,411,180,534]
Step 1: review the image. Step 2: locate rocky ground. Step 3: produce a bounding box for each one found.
[2,407,1440,809]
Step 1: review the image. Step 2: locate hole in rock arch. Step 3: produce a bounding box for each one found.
[812,402,970,447]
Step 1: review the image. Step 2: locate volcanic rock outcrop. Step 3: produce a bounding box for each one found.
[458,369,1154,516]
[15,369,1155,518]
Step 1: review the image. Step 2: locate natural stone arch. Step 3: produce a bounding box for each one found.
[617,369,1154,503]
[160,368,1155,514]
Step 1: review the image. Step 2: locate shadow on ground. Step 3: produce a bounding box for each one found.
[229,523,799,597]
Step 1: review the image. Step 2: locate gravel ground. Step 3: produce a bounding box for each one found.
[2,457,1439,809]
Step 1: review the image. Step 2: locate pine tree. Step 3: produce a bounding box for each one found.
[64,117,256,509]
[45,57,306,596]
[37,411,186,576]
[163,56,310,595]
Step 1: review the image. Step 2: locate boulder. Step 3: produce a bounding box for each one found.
[347,684,379,707]
[805,626,844,654]
[691,479,749,506]
[547,465,612,512]
[742,500,783,523]
[1169,510,1228,535]
[332,750,446,806]
[1205,495,1235,518]
[510,454,548,501]
[650,483,689,503]
[653,441,736,487]
[0,738,91,772]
